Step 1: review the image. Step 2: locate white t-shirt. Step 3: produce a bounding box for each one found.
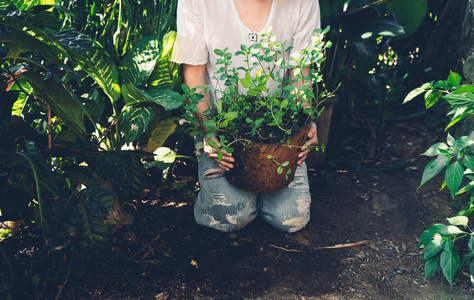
[171,0,321,103]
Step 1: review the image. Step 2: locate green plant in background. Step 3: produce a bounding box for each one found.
[0,0,182,256]
[183,27,334,176]
[319,0,428,122]
[404,71,474,286]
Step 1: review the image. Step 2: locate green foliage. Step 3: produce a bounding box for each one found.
[183,27,334,158]
[386,0,427,36]
[0,0,182,257]
[407,72,474,286]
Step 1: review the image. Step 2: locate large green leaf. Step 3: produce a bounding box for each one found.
[118,103,159,144]
[387,0,427,36]
[63,165,97,187]
[92,153,129,186]
[76,185,115,220]
[9,0,54,11]
[46,194,78,253]
[0,91,19,151]
[146,89,184,111]
[21,72,86,135]
[0,31,63,65]
[121,83,155,104]
[424,233,445,260]
[5,151,59,243]
[419,155,447,188]
[119,155,146,202]
[149,31,178,90]
[74,200,112,256]
[445,161,464,197]
[440,239,459,287]
[70,48,121,102]
[121,34,162,89]
[0,16,70,60]
[83,89,106,123]
[147,117,179,152]
[30,9,62,31]
[424,254,441,280]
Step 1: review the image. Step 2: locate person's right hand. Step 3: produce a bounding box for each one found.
[204,136,234,171]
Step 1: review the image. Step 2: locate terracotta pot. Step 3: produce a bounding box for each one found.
[225,123,310,193]
[306,96,338,167]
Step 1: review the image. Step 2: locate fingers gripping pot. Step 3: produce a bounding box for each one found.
[225,123,310,193]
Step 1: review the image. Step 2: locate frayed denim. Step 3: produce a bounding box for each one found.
[194,152,311,233]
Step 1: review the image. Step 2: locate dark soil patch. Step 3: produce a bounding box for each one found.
[2,113,474,299]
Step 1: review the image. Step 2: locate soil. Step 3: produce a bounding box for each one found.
[3,112,474,299]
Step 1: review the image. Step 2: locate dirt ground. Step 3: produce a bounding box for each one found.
[4,111,474,299]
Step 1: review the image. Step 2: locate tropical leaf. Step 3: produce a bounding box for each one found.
[149,31,178,90]
[9,0,55,11]
[53,129,81,147]
[121,83,155,104]
[21,72,86,135]
[46,193,78,253]
[419,155,447,188]
[387,0,427,36]
[0,16,70,60]
[121,34,162,89]
[0,91,19,151]
[424,254,441,280]
[55,29,92,51]
[92,153,129,186]
[63,165,97,187]
[339,8,405,42]
[440,238,459,287]
[120,155,146,202]
[118,103,159,144]
[445,161,464,198]
[144,146,176,170]
[0,31,64,65]
[83,89,106,123]
[30,9,62,31]
[147,117,179,152]
[70,48,121,102]
[76,185,115,220]
[74,200,112,256]
[146,89,184,111]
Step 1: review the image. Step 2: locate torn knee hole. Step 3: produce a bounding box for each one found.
[203,167,225,179]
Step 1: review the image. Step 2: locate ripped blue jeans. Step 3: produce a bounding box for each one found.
[194,142,312,233]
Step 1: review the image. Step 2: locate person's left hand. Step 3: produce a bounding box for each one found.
[297,122,318,166]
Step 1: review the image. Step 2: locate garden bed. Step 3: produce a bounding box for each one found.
[2,115,474,299]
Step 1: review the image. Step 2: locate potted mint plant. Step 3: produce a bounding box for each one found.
[183,27,334,193]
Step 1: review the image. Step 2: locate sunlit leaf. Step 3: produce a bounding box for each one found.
[122,35,162,89]
[447,216,469,227]
[118,103,159,144]
[22,72,86,135]
[424,233,445,260]
[70,48,121,102]
[147,117,179,152]
[149,31,178,90]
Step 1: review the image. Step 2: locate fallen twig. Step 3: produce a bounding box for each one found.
[55,260,71,300]
[314,240,370,250]
[269,240,371,253]
[269,244,303,252]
